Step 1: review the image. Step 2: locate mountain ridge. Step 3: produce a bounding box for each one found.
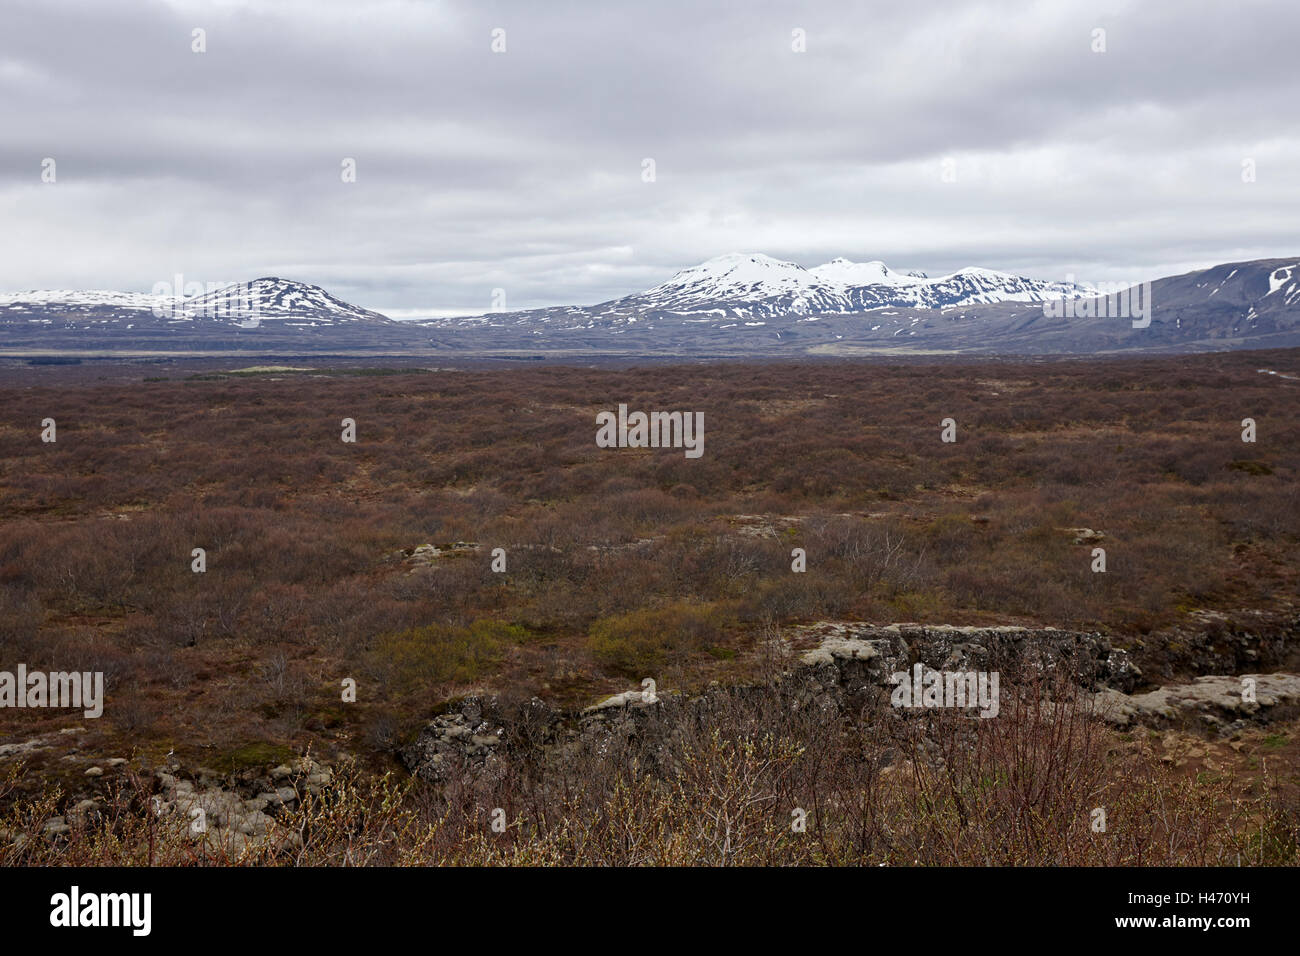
[3,256,1300,356]
[579,253,1098,320]
[0,277,392,327]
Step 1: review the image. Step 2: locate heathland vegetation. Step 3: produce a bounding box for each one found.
[0,351,1297,864]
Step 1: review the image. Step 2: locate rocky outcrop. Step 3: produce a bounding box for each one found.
[1121,610,1300,682]
[399,700,504,783]
[791,622,1142,693]
[15,754,334,856]
[389,542,481,574]
[1094,673,1300,731]
[148,755,331,855]
[400,622,1142,782]
[398,620,1298,783]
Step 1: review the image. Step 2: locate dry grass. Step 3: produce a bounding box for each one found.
[3,681,1295,866]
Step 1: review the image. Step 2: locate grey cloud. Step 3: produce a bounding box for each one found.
[1,0,1296,314]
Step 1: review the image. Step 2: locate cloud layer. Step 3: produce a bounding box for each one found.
[1,0,1296,315]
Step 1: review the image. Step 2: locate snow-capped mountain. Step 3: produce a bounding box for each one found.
[586,253,1096,321]
[0,277,407,352]
[0,288,175,321]
[882,266,1092,309]
[411,255,1300,355]
[4,257,1300,356]
[809,257,928,287]
[0,278,391,331]
[633,253,848,316]
[181,277,389,325]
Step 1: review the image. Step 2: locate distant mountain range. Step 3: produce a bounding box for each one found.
[578,253,1096,318]
[0,277,386,328]
[3,256,1300,356]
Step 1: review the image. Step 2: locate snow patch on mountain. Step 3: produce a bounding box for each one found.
[182,278,389,324]
[618,253,1095,318]
[0,278,391,329]
[1267,264,1297,296]
[641,253,820,300]
[0,278,390,338]
[0,290,172,312]
[809,258,928,287]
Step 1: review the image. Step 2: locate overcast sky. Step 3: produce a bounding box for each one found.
[1,0,1296,316]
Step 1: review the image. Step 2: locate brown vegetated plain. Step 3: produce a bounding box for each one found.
[0,350,1297,865]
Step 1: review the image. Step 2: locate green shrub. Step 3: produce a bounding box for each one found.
[587,602,730,677]
[1227,459,1273,476]
[370,619,514,690]
[209,741,297,775]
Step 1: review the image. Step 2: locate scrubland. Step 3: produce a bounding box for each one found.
[0,351,1297,865]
